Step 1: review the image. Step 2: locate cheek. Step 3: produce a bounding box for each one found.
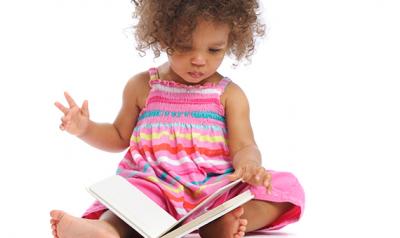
[171,60,186,72]
[210,55,225,67]
[170,59,189,76]
[170,55,187,66]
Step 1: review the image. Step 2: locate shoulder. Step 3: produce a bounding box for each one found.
[124,71,151,91]
[221,81,249,110]
[122,70,151,109]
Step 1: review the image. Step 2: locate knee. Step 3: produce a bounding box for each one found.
[242,200,293,231]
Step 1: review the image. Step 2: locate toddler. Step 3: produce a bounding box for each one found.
[50,1,305,237]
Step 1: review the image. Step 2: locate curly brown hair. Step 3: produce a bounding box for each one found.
[131,0,265,62]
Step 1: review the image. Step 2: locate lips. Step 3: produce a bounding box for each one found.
[188,72,204,78]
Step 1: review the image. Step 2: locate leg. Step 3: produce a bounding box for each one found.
[241,200,293,231]
[50,209,140,238]
[199,206,248,238]
[99,210,142,238]
[198,200,292,238]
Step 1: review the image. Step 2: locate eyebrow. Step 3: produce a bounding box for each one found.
[210,41,228,47]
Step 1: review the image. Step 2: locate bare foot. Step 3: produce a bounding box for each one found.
[50,210,120,238]
[199,206,248,238]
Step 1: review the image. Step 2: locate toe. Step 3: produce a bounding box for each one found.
[231,206,244,218]
[51,224,58,233]
[52,228,57,236]
[234,232,245,238]
[238,224,246,232]
[50,210,66,221]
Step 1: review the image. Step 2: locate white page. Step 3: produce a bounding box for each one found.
[87,175,176,238]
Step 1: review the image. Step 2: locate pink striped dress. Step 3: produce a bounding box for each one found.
[83,68,305,231]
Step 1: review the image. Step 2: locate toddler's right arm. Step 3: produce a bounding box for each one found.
[55,73,148,152]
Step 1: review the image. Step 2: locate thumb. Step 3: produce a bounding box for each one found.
[81,100,89,117]
[228,167,243,181]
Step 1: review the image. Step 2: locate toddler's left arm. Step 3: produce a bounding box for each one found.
[223,82,271,193]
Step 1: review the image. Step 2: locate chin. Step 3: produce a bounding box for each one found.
[188,78,209,85]
[186,78,204,84]
[177,75,203,85]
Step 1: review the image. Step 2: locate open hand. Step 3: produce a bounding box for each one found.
[228,161,272,194]
[54,92,90,136]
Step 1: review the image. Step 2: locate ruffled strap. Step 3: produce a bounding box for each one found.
[148,67,160,81]
[216,77,231,95]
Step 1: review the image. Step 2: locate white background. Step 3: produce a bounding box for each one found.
[1,0,399,237]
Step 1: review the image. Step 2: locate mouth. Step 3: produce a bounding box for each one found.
[188,71,204,79]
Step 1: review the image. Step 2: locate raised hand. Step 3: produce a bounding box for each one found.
[55,92,90,137]
[228,160,272,193]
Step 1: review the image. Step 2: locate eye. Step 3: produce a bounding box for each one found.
[209,48,222,54]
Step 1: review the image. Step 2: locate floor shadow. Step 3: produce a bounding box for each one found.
[246,231,295,236]
[184,231,295,237]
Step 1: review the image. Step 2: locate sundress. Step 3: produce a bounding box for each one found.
[83,68,305,231]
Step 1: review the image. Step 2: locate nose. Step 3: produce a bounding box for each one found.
[191,53,206,67]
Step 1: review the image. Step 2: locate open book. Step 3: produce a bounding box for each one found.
[87,175,254,238]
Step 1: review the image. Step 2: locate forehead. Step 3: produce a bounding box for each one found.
[191,20,230,45]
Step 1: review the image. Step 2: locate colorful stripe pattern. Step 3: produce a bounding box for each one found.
[117,68,234,219]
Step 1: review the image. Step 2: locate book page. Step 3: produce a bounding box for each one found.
[88,175,177,238]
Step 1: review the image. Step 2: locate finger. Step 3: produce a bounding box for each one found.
[254,167,264,182]
[246,166,261,182]
[246,167,263,185]
[61,116,67,124]
[64,91,78,108]
[229,167,244,181]
[228,168,242,180]
[261,172,270,187]
[81,100,89,117]
[264,171,272,186]
[243,167,255,182]
[60,115,71,130]
[61,111,73,122]
[54,102,69,114]
[263,172,272,193]
[246,173,260,185]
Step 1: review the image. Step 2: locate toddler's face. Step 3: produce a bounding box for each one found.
[167,19,230,85]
